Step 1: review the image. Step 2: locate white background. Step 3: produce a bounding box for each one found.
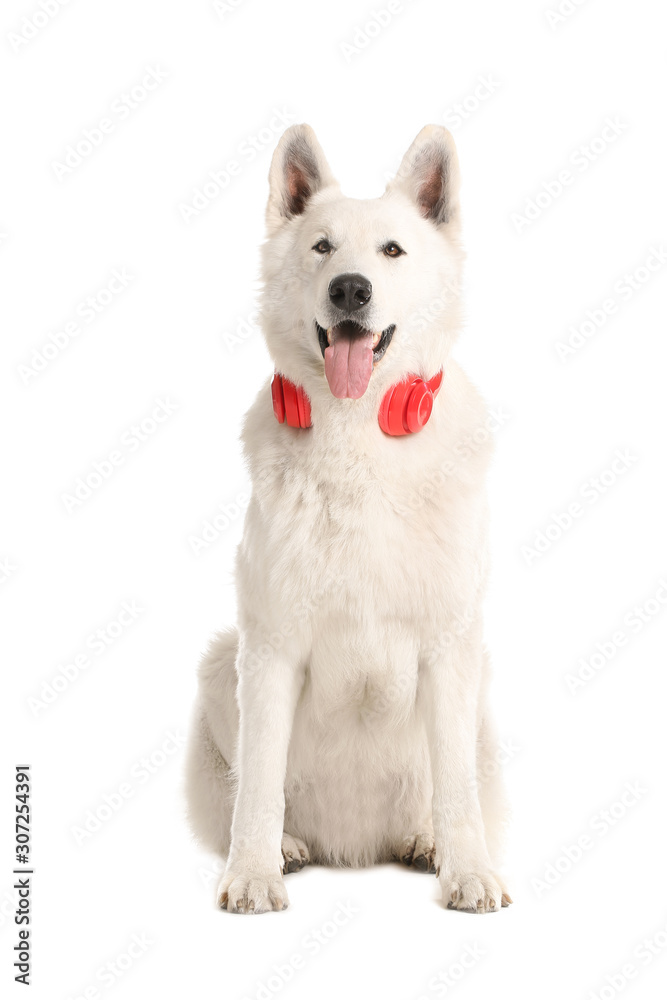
[2,1,667,998]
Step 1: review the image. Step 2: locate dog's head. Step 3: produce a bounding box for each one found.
[261,124,463,411]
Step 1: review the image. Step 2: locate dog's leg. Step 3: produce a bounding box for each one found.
[476,712,511,872]
[217,640,305,914]
[420,627,510,913]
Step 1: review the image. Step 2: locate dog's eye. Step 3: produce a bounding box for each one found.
[383,242,405,258]
[312,239,332,254]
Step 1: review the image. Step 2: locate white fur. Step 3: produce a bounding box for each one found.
[185,124,511,914]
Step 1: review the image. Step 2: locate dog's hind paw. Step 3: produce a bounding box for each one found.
[397,832,437,873]
[281,833,310,874]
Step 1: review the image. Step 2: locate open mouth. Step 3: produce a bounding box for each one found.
[316,320,395,399]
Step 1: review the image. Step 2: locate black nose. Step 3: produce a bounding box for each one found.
[328,272,372,313]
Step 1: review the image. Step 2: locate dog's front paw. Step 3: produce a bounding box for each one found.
[438,869,511,913]
[217,868,289,914]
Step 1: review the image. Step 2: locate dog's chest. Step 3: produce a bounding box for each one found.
[250,436,475,632]
[241,427,486,721]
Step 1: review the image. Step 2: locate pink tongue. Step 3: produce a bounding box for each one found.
[324,328,374,399]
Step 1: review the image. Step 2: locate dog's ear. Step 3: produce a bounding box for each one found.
[267,124,337,233]
[386,125,460,228]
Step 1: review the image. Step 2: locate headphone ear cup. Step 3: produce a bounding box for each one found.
[295,384,312,428]
[271,373,286,423]
[378,372,442,435]
[379,377,420,436]
[271,373,312,429]
[282,378,301,428]
[405,380,433,433]
[378,383,400,435]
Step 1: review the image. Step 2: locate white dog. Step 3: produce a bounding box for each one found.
[185,123,511,914]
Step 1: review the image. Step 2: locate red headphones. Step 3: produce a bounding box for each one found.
[271,369,443,436]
